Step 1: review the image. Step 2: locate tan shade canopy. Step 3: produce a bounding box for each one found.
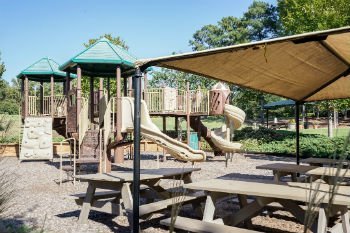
[136,27,350,102]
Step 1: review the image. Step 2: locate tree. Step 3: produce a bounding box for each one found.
[80,34,129,96]
[278,0,350,35]
[188,1,281,121]
[278,0,350,115]
[84,33,129,50]
[0,52,6,101]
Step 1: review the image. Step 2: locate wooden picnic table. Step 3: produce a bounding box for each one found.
[256,163,318,183]
[301,158,349,167]
[179,178,350,233]
[74,167,201,226]
[306,167,350,185]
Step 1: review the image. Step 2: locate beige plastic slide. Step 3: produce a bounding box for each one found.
[210,104,246,152]
[121,97,206,162]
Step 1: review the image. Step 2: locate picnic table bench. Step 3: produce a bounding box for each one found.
[256,163,318,183]
[301,158,349,167]
[162,178,350,233]
[74,167,203,228]
[306,167,350,185]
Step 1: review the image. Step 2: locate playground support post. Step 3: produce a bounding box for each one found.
[107,77,111,101]
[186,82,190,146]
[24,75,28,117]
[115,65,124,164]
[40,81,44,114]
[295,102,300,165]
[132,67,142,233]
[51,75,54,117]
[77,66,82,132]
[123,77,127,97]
[90,76,95,121]
[266,109,269,128]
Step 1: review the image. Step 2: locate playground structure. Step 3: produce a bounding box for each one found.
[18,38,246,171]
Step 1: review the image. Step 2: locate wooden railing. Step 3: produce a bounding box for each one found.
[78,97,90,146]
[189,89,209,114]
[143,88,209,114]
[27,95,67,117]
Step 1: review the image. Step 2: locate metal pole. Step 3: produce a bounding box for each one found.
[90,76,94,121]
[295,102,300,165]
[77,66,82,131]
[132,68,142,233]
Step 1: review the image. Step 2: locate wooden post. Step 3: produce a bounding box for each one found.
[65,71,70,119]
[115,65,124,164]
[175,116,179,137]
[128,76,132,97]
[143,72,148,102]
[123,77,127,97]
[77,66,82,131]
[186,82,190,146]
[107,77,111,101]
[51,75,54,117]
[163,116,166,133]
[89,76,94,121]
[24,76,29,117]
[40,81,44,114]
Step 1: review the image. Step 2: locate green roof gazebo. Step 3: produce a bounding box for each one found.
[17,57,76,118]
[59,37,139,168]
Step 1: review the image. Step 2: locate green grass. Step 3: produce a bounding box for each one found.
[300,128,350,137]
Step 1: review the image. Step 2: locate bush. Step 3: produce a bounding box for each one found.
[237,127,350,158]
[0,101,19,115]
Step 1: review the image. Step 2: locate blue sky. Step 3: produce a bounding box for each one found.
[0,0,275,82]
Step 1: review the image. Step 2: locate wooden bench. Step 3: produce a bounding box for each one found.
[72,190,121,205]
[256,163,318,183]
[301,157,350,167]
[139,194,205,217]
[160,216,261,233]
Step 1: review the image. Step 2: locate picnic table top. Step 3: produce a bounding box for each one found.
[301,157,349,165]
[256,163,318,173]
[184,178,350,206]
[75,167,200,182]
[306,167,350,178]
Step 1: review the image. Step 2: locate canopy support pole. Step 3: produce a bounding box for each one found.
[132,67,142,233]
[295,102,300,165]
[76,66,82,132]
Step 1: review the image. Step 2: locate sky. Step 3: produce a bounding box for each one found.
[0,0,276,82]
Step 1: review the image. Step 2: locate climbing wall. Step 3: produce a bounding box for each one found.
[20,117,53,160]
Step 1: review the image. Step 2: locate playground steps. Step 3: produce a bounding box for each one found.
[79,129,102,163]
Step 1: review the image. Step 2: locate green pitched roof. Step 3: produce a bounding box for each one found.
[59,38,137,76]
[17,57,76,82]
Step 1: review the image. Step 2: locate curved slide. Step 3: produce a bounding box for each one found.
[210,104,246,152]
[120,97,206,162]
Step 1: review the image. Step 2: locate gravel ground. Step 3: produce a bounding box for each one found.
[0,153,306,233]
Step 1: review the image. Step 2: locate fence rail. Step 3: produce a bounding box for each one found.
[27,95,67,117]
[143,88,209,114]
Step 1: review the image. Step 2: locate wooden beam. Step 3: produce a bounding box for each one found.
[123,77,127,97]
[51,75,54,117]
[90,76,94,121]
[40,81,44,114]
[143,72,148,102]
[128,76,132,97]
[115,65,124,164]
[77,66,82,131]
[186,82,190,146]
[24,76,28,117]
[107,77,111,101]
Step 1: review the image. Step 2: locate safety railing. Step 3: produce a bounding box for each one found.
[143,88,209,114]
[144,88,164,113]
[27,95,67,117]
[189,89,209,114]
[78,97,90,146]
